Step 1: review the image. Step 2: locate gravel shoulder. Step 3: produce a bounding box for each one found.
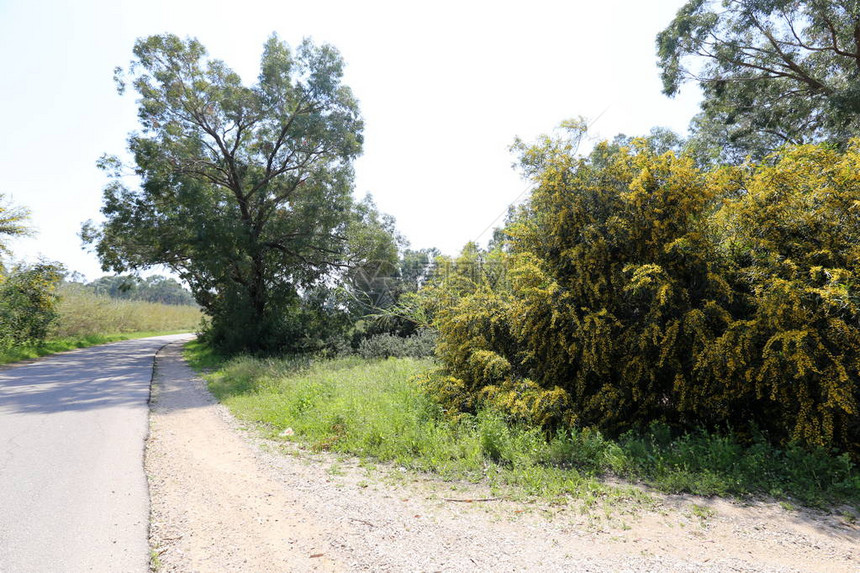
[146,341,859,572]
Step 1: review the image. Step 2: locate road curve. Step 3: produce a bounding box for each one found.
[0,334,194,573]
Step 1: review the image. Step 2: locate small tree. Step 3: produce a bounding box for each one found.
[0,197,62,347]
[0,263,63,347]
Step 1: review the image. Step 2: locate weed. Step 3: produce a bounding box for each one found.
[780,501,797,512]
[189,347,860,511]
[355,329,437,359]
[615,425,860,507]
[149,548,162,572]
[690,504,715,521]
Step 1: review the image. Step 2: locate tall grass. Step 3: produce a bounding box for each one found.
[51,283,201,338]
[199,352,641,503]
[188,346,860,509]
[0,284,202,365]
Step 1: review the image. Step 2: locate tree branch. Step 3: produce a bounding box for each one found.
[752,17,832,94]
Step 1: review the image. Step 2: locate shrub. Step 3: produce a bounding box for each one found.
[426,130,860,456]
[356,329,437,359]
[429,137,730,433]
[701,144,860,448]
[0,263,63,347]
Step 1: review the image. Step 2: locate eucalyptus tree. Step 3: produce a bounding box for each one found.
[84,34,367,352]
[658,0,860,162]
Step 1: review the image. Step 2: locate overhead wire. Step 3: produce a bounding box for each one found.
[471,106,612,246]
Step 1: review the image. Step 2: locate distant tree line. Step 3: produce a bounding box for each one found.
[86,274,197,306]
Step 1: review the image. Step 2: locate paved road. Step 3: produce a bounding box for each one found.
[0,334,194,573]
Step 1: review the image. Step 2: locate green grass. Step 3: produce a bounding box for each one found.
[614,423,860,507]
[0,330,196,365]
[185,346,646,505]
[185,345,860,510]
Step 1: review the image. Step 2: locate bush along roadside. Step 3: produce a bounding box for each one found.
[184,342,860,510]
[424,139,860,460]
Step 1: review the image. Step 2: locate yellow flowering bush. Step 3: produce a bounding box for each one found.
[426,131,860,455]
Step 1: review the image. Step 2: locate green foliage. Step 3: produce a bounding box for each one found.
[206,355,447,461]
[84,33,381,354]
[0,263,63,347]
[355,247,441,338]
[0,195,32,259]
[342,195,403,318]
[339,242,442,357]
[657,0,860,162]
[356,329,437,359]
[426,126,860,456]
[195,349,859,507]
[183,338,226,372]
[0,197,60,348]
[616,424,859,506]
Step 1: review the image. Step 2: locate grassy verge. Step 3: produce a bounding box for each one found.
[185,343,860,511]
[0,330,195,365]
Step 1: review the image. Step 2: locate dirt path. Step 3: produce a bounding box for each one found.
[146,342,859,572]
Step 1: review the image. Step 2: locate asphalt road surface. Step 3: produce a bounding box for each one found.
[0,334,194,573]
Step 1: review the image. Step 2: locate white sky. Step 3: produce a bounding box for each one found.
[0,0,701,280]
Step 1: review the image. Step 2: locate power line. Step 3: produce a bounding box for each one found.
[472,107,612,245]
[473,182,532,244]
